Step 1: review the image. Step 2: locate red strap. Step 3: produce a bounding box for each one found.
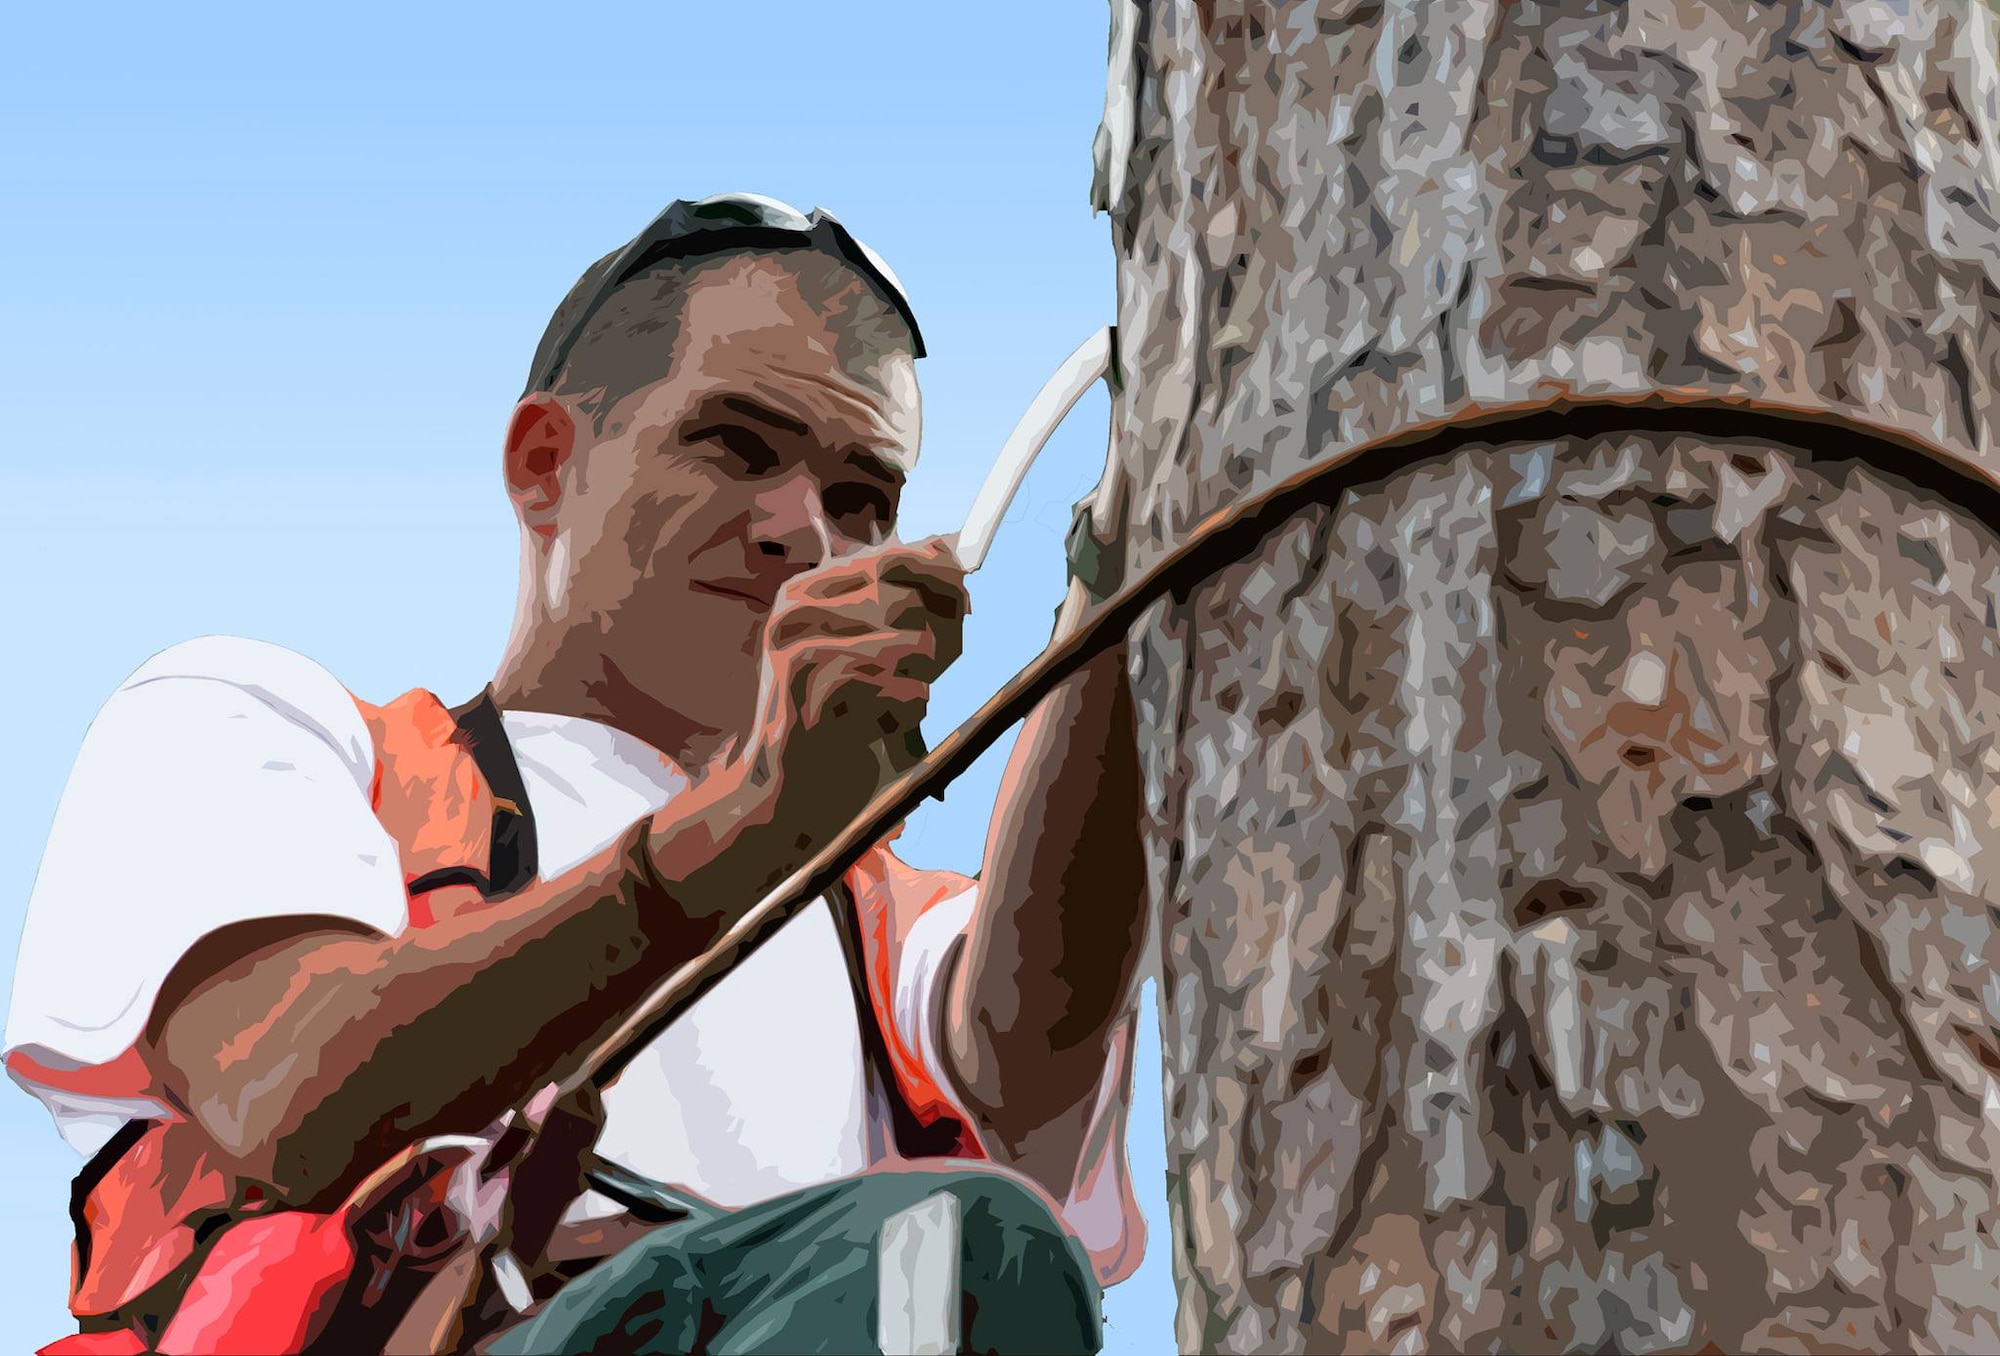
[153,1211,357,1356]
[37,1334,149,1356]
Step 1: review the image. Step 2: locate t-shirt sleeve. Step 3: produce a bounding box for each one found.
[3,636,410,1154]
[893,885,1149,1287]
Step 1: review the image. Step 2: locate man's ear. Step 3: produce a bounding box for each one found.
[504,395,579,541]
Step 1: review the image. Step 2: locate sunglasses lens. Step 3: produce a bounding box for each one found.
[843,234,911,318]
[686,192,813,231]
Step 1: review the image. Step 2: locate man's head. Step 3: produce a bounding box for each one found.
[498,196,924,761]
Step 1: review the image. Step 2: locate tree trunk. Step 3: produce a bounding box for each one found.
[1095,3,2000,1352]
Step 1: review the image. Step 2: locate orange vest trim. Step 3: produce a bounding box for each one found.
[354,690,497,928]
[6,1045,152,1107]
[847,838,982,1150]
[67,1123,236,1318]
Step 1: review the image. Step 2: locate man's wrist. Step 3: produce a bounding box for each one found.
[640,759,786,925]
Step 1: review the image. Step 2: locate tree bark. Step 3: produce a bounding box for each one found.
[1096,3,2000,1352]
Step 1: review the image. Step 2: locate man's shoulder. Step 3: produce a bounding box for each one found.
[103,634,375,770]
[123,633,339,692]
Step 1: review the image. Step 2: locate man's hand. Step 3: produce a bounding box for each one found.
[735,535,969,841]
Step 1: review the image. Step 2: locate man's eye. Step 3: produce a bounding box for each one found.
[824,482,893,523]
[694,426,780,473]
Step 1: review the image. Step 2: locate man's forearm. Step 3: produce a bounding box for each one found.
[947,637,1148,1182]
[153,765,800,1208]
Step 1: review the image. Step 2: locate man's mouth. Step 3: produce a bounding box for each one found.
[692,580,778,609]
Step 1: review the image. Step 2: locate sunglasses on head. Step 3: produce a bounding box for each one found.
[523,193,925,399]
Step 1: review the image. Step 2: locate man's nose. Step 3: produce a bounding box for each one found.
[749,470,835,569]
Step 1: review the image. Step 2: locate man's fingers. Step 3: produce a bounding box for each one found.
[876,536,970,617]
[797,646,932,727]
[786,575,965,625]
[872,674,931,705]
[785,537,969,617]
[845,624,952,685]
[819,672,928,721]
[767,603,889,650]
[784,565,871,604]
[874,556,969,619]
[776,628,944,681]
[768,612,948,664]
[915,612,962,677]
[875,580,967,632]
[801,581,938,632]
[770,589,965,659]
[762,536,962,750]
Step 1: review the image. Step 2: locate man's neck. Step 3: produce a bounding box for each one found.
[489,646,729,776]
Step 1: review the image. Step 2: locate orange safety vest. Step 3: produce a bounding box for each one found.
[34,686,980,1355]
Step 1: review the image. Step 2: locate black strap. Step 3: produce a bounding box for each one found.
[405,687,540,900]
[825,878,968,1160]
[579,1153,698,1226]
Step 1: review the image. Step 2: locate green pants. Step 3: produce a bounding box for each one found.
[485,1165,1104,1356]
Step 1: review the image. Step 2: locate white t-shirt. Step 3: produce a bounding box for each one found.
[4,635,1142,1280]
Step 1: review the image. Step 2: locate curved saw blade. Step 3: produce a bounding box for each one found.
[952,327,1114,572]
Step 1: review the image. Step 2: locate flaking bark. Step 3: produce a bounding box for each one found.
[1098,3,2000,1351]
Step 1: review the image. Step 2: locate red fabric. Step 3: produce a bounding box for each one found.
[845,838,986,1155]
[153,1211,357,1356]
[37,1333,148,1356]
[66,1124,233,1318]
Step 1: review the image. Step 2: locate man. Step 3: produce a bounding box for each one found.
[7,194,1149,1353]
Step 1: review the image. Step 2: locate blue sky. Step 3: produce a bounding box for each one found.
[0,4,1179,1350]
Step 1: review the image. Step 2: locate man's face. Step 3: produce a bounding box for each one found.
[534,253,922,753]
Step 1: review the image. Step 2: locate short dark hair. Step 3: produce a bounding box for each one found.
[541,248,914,433]
[525,195,922,431]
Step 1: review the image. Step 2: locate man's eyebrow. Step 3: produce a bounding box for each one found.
[710,394,811,439]
[685,391,905,484]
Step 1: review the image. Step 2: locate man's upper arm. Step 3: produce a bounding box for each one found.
[4,637,410,1147]
[891,881,1148,1285]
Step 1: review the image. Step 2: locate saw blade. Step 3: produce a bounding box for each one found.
[952,327,1113,573]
